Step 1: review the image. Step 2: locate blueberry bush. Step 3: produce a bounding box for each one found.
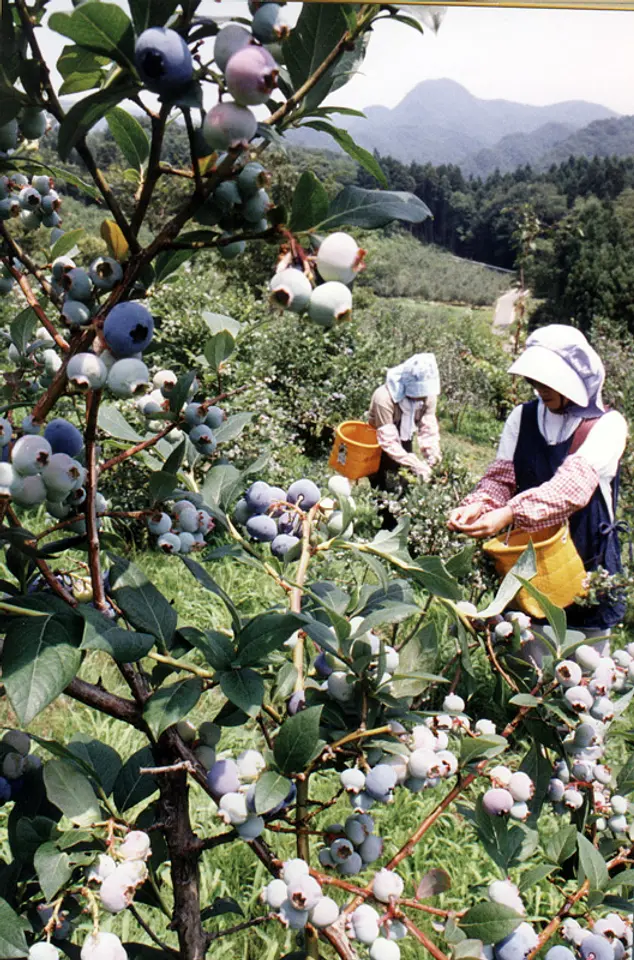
[0,4,633,960]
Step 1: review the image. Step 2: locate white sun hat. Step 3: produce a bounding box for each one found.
[508,324,605,417]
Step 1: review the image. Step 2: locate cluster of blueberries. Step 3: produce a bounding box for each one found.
[234,473,355,559]
[0,730,41,806]
[260,858,339,932]
[269,231,364,328]
[86,831,152,915]
[318,814,383,876]
[0,416,104,527]
[147,497,216,555]
[0,171,63,247]
[545,642,634,837]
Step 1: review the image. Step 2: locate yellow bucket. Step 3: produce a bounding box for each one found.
[483,524,587,618]
[328,421,382,481]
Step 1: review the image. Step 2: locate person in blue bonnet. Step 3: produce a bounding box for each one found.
[449,324,629,645]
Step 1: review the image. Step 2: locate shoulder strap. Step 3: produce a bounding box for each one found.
[569,416,602,455]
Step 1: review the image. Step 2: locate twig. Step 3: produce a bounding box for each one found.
[0,224,63,310]
[65,678,145,729]
[128,903,179,956]
[131,103,169,236]
[183,108,203,195]
[139,761,197,776]
[485,633,519,693]
[399,915,450,960]
[1,253,69,351]
[290,503,319,691]
[206,914,274,944]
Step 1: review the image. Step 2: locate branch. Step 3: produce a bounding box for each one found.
[65,677,144,728]
[128,903,179,956]
[290,503,319,691]
[84,390,107,611]
[206,914,274,944]
[183,108,203,196]
[131,103,169,236]
[399,915,450,960]
[1,253,69,352]
[0,224,64,311]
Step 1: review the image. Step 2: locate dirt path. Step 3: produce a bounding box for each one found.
[493,288,523,332]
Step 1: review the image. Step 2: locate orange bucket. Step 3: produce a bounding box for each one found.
[328,421,382,481]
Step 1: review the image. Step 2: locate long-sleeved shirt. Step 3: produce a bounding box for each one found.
[368,384,441,479]
[460,401,628,531]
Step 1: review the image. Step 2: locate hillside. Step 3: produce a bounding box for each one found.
[289,78,616,165]
[537,114,634,168]
[462,122,576,177]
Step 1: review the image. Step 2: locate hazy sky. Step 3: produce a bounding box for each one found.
[41,1,634,116]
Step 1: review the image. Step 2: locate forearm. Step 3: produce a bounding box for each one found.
[376,424,430,478]
[460,459,517,510]
[417,413,441,465]
[508,455,599,531]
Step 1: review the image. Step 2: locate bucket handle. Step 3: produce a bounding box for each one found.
[502,519,570,547]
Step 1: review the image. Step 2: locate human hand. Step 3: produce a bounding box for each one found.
[459,506,514,539]
[447,502,486,530]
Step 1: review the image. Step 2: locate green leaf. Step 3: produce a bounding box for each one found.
[57,82,140,161]
[217,668,264,718]
[202,311,241,338]
[51,228,86,260]
[181,557,241,633]
[0,897,28,958]
[202,464,242,509]
[68,733,122,796]
[508,694,541,707]
[606,868,634,890]
[148,470,179,504]
[617,753,634,795]
[253,771,292,815]
[98,404,144,442]
[284,4,366,112]
[189,629,235,671]
[460,735,509,766]
[200,897,243,922]
[237,612,306,667]
[314,185,432,232]
[300,120,387,187]
[49,4,136,69]
[168,371,197,416]
[518,863,557,892]
[43,759,101,826]
[129,0,179,32]
[214,412,254,445]
[289,171,329,233]
[515,576,567,648]
[106,107,150,171]
[204,330,235,369]
[143,677,203,738]
[3,615,82,724]
[34,842,72,900]
[10,307,37,355]
[113,746,158,812]
[58,44,109,78]
[390,622,438,697]
[476,543,538,619]
[273,705,322,775]
[154,250,192,284]
[543,823,577,864]
[109,555,177,644]
[577,832,609,892]
[79,605,155,662]
[459,903,522,944]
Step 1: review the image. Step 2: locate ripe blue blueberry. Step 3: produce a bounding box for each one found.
[358,833,384,864]
[251,3,290,43]
[271,533,299,558]
[104,302,154,357]
[0,198,20,220]
[135,28,193,94]
[494,924,539,960]
[44,418,83,456]
[62,267,93,302]
[10,473,47,506]
[42,453,83,498]
[51,256,75,281]
[189,424,217,455]
[61,299,92,327]
[0,776,11,804]
[157,532,181,554]
[337,851,363,876]
[245,480,273,514]
[287,478,320,510]
[364,764,397,801]
[246,514,278,542]
[314,651,333,677]
[0,418,12,446]
[19,186,41,210]
[204,406,225,429]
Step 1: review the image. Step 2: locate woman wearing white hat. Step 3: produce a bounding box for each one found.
[368,352,441,488]
[448,324,628,634]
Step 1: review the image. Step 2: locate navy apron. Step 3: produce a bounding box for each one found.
[513,399,625,629]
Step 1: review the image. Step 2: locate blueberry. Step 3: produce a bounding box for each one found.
[0,418,12,447]
[246,514,278,542]
[214,180,242,214]
[44,418,83,457]
[270,268,312,314]
[204,406,225,429]
[271,533,299,558]
[10,473,47,506]
[19,186,41,210]
[189,424,217,455]
[202,101,257,152]
[546,948,577,960]
[237,161,270,199]
[316,232,364,285]
[89,256,123,291]
[308,281,353,327]
[579,936,614,960]
[358,833,384,864]
[104,302,154,357]
[287,478,320,510]
[0,197,20,220]
[67,353,108,391]
[148,512,171,536]
[157,532,181,554]
[62,267,93,302]
[482,787,514,816]
[243,188,271,223]
[251,3,290,43]
[207,758,240,796]
[11,435,52,475]
[42,453,83,498]
[225,45,279,107]
[19,107,46,140]
[214,23,252,73]
[107,359,150,398]
[337,850,363,876]
[62,299,92,327]
[365,764,397,801]
[135,27,193,94]
[0,119,18,152]
[314,651,333,678]
[245,480,273,514]
[494,924,539,960]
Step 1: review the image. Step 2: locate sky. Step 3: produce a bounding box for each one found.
[40,0,634,116]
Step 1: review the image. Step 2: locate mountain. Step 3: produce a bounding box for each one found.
[462,122,577,178]
[289,79,617,166]
[536,115,634,168]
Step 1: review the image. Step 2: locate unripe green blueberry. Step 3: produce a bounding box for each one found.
[67,353,108,391]
[308,281,352,327]
[243,188,271,223]
[0,119,18,152]
[214,179,242,214]
[20,107,47,140]
[237,161,270,198]
[20,209,41,230]
[89,256,123,291]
